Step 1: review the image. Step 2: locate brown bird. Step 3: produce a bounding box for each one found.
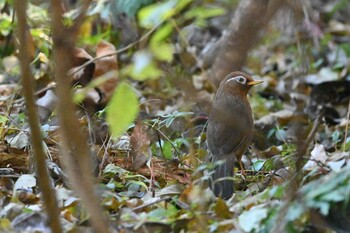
[207,71,263,199]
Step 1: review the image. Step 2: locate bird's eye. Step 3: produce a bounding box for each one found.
[235,76,246,84]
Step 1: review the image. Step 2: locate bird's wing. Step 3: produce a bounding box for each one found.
[207,116,249,156]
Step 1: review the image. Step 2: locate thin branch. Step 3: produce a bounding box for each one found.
[98,136,111,178]
[295,113,322,171]
[272,113,322,232]
[50,0,110,232]
[132,197,172,211]
[155,128,178,155]
[13,82,56,104]
[70,24,159,76]
[0,87,22,138]
[69,0,189,76]
[14,1,62,232]
[342,99,350,152]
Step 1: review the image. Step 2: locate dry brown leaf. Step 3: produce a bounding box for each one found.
[93,40,119,107]
[214,198,233,219]
[73,47,93,65]
[71,47,95,86]
[36,90,57,123]
[130,122,151,170]
[17,191,40,205]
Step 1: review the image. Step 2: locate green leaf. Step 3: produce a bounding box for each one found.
[275,128,286,142]
[0,13,12,36]
[286,222,301,233]
[162,141,173,159]
[239,207,268,232]
[158,111,193,128]
[174,137,190,148]
[106,178,123,190]
[122,50,163,80]
[138,0,177,29]
[123,63,162,81]
[286,202,305,221]
[0,115,7,124]
[315,202,331,215]
[331,130,341,143]
[150,23,173,44]
[106,82,139,137]
[267,128,276,139]
[269,185,284,199]
[175,0,192,12]
[110,0,153,17]
[147,204,177,221]
[252,159,265,171]
[127,180,149,192]
[151,43,174,62]
[340,43,350,56]
[103,164,128,178]
[138,0,192,28]
[184,6,226,20]
[321,190,344,202]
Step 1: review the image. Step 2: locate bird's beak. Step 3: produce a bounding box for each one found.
[247,80,263,86]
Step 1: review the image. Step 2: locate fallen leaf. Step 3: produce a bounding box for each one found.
[303,144,328,170]
[214,198,232,219]
[93,40,119,107]
[6,131,29,150]
[70,47,95,86]
[130,121,151,170]
[239,206,268,232]
[36,90,57,123]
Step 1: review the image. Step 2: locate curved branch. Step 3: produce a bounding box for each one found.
[208,0,285,87]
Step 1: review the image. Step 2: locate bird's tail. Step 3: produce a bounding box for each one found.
[211,156,235,199]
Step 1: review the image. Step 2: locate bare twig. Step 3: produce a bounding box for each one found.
[50,0,110,232]
[70,1,188,77]
[13,82,56,104]
[14,1,62,232]
[342,99,350,152]
[98,136,111,178]
[145,121,181,158]
[70,24,159,76]
[272,113,322,233]
[0,86,22,138]
[295,113,322,171]
[132,197,172,211]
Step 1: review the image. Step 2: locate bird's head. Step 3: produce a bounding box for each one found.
[219,71,263,96]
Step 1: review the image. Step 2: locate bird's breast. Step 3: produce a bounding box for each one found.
[213,93,252,121]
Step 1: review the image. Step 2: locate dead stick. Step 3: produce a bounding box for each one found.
[15,0,62,232]
[342,99,350,152]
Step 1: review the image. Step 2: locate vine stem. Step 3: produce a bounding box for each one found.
[342,99,350,152]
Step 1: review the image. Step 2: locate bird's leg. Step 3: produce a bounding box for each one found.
[238,160,246,176]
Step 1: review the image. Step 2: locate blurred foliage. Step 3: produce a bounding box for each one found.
[106,82,139,137]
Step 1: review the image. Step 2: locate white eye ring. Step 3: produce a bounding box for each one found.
[235,76,246,84]
[225,75,246,84]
